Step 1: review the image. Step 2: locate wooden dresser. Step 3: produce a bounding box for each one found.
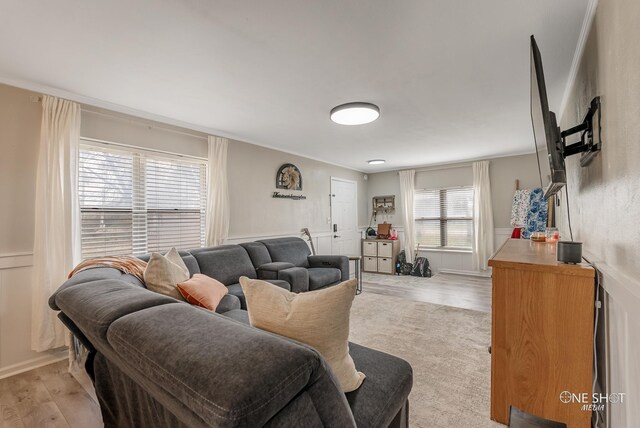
[488,239,595,427]
[362,239,400,274]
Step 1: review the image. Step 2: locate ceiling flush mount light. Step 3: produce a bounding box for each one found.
[330,102,380,125]
[367,159,385,165]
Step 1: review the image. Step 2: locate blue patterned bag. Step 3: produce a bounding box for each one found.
[522,187,548,239]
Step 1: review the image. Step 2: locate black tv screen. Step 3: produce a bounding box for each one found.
[531,35,566,199]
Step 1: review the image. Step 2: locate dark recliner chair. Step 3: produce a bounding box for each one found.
[241,237,348,293]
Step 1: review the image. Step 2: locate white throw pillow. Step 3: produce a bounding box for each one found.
[239,277,365,392]
[144,248,190,301]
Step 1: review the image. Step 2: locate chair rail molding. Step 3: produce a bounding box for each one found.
[0,252,34,270]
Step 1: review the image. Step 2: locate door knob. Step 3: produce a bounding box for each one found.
[334,235,341,238]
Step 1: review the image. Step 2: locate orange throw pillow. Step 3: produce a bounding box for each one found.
[177,274,228,311]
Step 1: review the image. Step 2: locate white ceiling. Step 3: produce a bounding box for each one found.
[0,0,590,172]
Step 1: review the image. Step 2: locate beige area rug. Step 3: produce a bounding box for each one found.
[349,292,503,428]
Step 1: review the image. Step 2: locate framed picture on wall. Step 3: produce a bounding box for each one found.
[276,163,303,190]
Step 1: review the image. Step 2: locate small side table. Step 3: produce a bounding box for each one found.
[349,256,362,295]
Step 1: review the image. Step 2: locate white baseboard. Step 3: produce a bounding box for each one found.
[0,348,68,380]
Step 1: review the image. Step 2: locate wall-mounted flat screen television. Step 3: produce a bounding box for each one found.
[530,35,566,199]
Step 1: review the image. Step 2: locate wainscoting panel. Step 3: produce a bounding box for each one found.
[0,253,67,379]
[591,259,640,427]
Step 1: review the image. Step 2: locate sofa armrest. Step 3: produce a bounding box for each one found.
[257,262,296,280]
[308,255,350,281]
[215,294,241,314]
[278,267,310,293]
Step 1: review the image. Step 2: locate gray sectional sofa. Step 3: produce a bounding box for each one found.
[136,238,348,309]
[48,237,413,427]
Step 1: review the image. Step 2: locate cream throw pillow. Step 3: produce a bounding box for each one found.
[144,248,190,301]
[239,277,365,392]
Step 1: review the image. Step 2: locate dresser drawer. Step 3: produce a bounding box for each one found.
[363,256,378,272]
[362,241,377,257]
[378,241,393,257]
[378,257,393,273]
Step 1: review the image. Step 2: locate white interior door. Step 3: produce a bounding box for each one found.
[330,177,359,256]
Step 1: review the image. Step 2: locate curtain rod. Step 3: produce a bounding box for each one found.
[82,108,209,141]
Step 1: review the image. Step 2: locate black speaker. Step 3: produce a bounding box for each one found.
[557,241,582,264]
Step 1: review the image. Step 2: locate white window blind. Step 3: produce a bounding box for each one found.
[414,186,474,249]
[79,141,206,259]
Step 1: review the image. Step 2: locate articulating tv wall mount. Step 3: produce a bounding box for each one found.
[560,96,602,166]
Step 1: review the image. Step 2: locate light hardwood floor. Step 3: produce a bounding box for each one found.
[0,360,102,428]
[362,272,492,312]
[1,272,491,427]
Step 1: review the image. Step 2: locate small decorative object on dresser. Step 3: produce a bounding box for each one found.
[362,238,400,275]
[377,222,392,239]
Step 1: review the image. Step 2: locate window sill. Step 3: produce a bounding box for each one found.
[417,247,472,254]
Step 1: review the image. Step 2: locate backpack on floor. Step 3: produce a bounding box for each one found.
[401,263,413,276]
[396,250,407,274]
[410,257,432,278]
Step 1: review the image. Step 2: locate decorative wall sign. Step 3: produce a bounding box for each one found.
[272,191,307,200]
[276,163,302,190]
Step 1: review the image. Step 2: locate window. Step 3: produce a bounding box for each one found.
[414,186,474,249]
[79,141,207,259]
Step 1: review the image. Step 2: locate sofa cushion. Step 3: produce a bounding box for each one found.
[222,308,250,324]
[226,283,247,309]
[55,279,178,343]
[267,279,292,291]
[278,267,310,293]
[190,245,257,285]
[214,294,241,314]
[258,237,311,268]
[240,277,365,392]
[239,242,272,268]
[177,274,228,311]
[106,303,354,427]
[307,268,341,290]
[49,267,144,310]
[257,262,296,280]
[346,343,413,428]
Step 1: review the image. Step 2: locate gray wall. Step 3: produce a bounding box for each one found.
[557,0,639,279]
[366,153,539,229]
[489,154,540,228]
[556,0,639,423]
[0,84,41,254]
[81,108,208,158]
[227,140,367,239]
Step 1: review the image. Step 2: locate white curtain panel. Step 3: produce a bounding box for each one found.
[205,136,230,246]
[398,169,416,262]
[472,161,494,271]
[32,96,81,352]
